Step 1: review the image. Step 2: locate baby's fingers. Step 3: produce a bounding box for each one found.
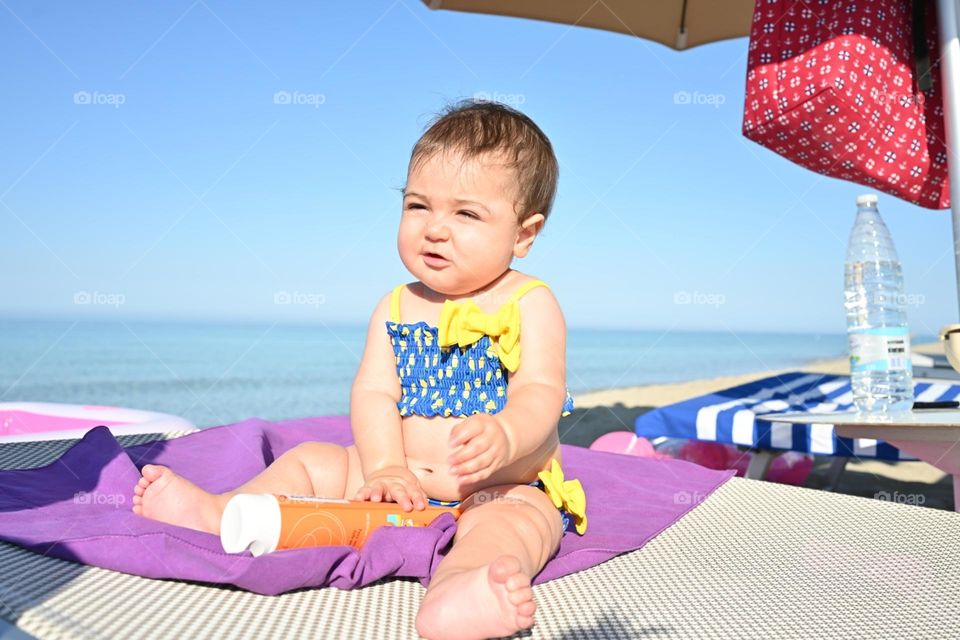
[450,441,489,474]
[411,487,427,511]
[459,469,489,484]
[403,484,426,511]
[386,484,414,511]
[449,419,482,448]
[356,485,382,502]
[454,450,496,482]
[455,466,493,486]
[449,435,485,466]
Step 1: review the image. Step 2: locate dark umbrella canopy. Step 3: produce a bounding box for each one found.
[422,0,754,50]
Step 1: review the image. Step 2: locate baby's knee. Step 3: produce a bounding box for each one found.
[460,490,563,566]
[285,442,351,496]
[282,442,349,481]
[512,501,562,566]
[285,441,346,464]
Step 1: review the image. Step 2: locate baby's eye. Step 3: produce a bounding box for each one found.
[457,210,479,220]
[405,203,427,212]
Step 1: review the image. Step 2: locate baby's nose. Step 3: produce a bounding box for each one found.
[425,220,450,242]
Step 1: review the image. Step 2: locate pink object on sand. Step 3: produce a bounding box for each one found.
[0,402,195,442]
[766,451,815,486]
[2,411,125,435]
[590,432,813,486]
[589,432,673,460]
[590,432,648,455]
[679,440,734,471]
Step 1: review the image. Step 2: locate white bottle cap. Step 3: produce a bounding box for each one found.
[220,494,281,557]
[856,194,879,207]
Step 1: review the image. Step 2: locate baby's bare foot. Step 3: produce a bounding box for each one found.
[132,464,225,534]
[416,555,535,640]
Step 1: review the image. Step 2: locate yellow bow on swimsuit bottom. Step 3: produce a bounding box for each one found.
[437,298,521,372]
[537,459,588,535]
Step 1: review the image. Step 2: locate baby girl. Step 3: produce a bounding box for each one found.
[132,99,587,640]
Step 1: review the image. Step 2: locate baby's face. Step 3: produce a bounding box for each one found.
[399,150,529,296]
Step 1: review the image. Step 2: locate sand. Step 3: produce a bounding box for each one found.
[558,341,956,511]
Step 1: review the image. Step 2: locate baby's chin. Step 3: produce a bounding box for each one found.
[408,266,478,297]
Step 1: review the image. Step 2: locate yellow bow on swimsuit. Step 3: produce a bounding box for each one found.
[538,459,588,535]
[437,299,522,372]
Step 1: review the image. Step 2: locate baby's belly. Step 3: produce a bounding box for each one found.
[401,413,561,502]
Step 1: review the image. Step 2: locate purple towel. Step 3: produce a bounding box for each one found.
[0,417,733,595]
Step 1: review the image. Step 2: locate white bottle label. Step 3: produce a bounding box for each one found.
[848,327,911,373]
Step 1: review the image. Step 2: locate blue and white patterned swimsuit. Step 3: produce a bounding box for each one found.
[384,279,583,533]
[385,280,574,418]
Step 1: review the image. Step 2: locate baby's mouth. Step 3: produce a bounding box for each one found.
[422,252,450,268]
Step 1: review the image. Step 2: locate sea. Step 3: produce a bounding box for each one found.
[0,318,904,429]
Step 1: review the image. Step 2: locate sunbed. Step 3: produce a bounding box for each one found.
[634,371,960,489]
[1,431,958,639]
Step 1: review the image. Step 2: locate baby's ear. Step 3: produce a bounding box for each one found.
[514,213,545,258]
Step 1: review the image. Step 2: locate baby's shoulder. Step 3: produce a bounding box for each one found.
[368,289,395,325]
[507,272,559,306]
[503,274,564,336]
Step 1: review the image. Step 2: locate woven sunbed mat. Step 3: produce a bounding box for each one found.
[1,433,959,639]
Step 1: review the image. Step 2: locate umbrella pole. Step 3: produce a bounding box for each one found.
[937,0,960,316]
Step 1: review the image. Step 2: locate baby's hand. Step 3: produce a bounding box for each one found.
[353,465,426,512]
[448,414,512,485]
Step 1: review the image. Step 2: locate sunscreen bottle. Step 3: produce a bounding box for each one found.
[220,494,461,556]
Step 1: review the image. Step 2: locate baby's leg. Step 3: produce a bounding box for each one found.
[133,443,364,535]
[415,484,564,640]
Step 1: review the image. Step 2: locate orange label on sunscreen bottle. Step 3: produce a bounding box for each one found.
[220,494,460,556]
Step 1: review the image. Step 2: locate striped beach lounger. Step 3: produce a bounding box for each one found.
[2,432,959,638]
[635,371,960,461]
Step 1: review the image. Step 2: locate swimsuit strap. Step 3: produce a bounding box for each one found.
[390,284,405,323]
[506,279,549,305]
[391,279,547,324]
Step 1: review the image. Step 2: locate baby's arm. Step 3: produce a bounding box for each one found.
[350,292,426,511]
[448,286,568,484]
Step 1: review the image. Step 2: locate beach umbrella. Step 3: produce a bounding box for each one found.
[422,0,754,51]
[423,0,960,322]
[936,0,960,316]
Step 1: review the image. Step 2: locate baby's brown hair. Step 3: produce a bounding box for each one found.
[409,99,559,225]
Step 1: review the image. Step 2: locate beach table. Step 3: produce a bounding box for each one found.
[767,409,960,512]
[1,432,960,638]
[633,371,960,482]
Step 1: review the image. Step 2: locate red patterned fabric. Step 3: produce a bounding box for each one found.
[743,0,949,209]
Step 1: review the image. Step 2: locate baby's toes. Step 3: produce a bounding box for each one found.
[506,573,530,591]
[132,504,142,515]
[517,600,536,618]
[140,464,165,482]
[508,586,532,606]
[133,494,142,506]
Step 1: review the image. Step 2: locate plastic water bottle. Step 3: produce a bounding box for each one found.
[844,194,913,414]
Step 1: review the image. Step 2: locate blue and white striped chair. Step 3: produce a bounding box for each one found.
[634,371,960,480]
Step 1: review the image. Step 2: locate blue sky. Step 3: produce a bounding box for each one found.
[1,1,955,335]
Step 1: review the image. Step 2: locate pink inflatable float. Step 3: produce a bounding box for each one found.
[0,402,196,443]
[590,431,813,487]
